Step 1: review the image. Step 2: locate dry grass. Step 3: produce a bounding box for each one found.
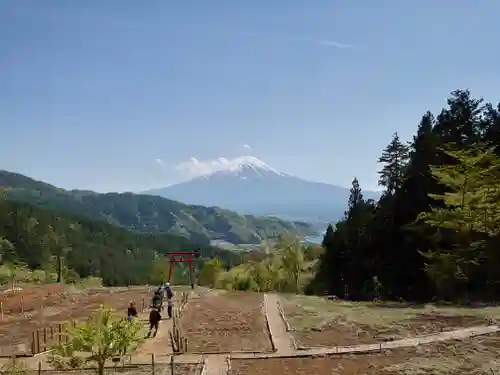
[231,333,500,375]
[280,294,500,348]
[281,294,500,330]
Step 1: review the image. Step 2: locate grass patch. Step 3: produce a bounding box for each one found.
[281,294,500,331]
[383,335,500,375]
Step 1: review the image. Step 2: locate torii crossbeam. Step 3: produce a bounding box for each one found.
[166,251,199,289]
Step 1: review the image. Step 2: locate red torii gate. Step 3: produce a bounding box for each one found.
[166,251,199,289]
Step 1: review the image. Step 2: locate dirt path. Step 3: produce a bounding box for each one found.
[230,324,500,359]
[133,313,173,358]
[263,294,296,355]
[203,354,229,375]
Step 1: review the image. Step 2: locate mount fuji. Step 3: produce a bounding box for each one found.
[143,156,380,222]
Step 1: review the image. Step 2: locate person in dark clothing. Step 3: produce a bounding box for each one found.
[127,302,137,321]
[152,291,163,311]
[164,282,173,299]
[147,308,162,338]
[167,297,173,319]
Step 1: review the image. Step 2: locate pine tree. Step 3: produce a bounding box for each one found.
[481,102,500,151]
[321,224,335,248]
[378,132,409,195]
[346,177,364,219]
[433,89,484,146]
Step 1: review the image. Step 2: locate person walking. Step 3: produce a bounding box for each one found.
[147,307,162,338]
[167,297,173,319]
[152,288,163,311]
[164,282,173,300]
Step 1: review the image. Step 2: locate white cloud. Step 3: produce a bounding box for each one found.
[175,157,225,177]
[287,35,354,49]
[243,144,251,149]
[174,155,278,178]
[239,31,354,50]
[154,158,163,165]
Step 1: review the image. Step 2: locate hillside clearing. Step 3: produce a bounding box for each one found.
[280,294,500,347]
[231,333,500,375]
[179,290,273,353]
[0,285,151,357]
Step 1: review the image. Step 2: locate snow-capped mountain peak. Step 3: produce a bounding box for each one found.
[198,156,286,179]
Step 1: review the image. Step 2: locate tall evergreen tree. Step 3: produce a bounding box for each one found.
[346,177,364,219]
[378,132,409,195]
[309,89,500,302]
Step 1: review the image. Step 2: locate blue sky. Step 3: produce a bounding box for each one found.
[1,1,499,193]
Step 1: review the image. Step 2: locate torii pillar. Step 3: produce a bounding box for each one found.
[166,251,199,289]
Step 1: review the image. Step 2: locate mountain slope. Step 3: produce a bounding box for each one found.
[0,170,313,245]
[0,197,243,286]
[144,156,381,221]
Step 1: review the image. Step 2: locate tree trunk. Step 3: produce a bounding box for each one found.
[98,360,105,375]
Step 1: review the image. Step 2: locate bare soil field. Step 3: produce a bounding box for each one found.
[23,363,204,375]
[231,333,500,375]
[179,290,274,353]
[0,284,69,315]
[0,285,152,357]
[280,294,500,348]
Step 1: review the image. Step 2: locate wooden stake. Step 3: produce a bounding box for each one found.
[36,329,40,354]
[0,301,3,321]
[31,332,35,355]
[151,353,155,372]
[38,361,41,375]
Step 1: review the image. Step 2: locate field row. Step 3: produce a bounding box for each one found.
[0,286,275,357]
[229,333,500,375]
[278,294,500,348]
[0,285,152,356]
[3,284,500,372]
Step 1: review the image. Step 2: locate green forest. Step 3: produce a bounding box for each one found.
[311,89,500,302]
[0,170,312,245]
[2,88,499,303]
[0,195,245,286]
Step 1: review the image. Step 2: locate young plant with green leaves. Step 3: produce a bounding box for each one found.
[198,258,223,287]
[48,307,144,375]
[417,143,500,294]
[0,357,29,375]
[275,234,307,293]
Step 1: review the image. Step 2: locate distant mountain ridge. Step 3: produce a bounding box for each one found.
[144,156,380,221]
[0,170,313,245]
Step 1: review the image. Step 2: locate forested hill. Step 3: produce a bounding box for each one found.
[0,196,243,286]
[0,171,313,245]
[310,89,500,302]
